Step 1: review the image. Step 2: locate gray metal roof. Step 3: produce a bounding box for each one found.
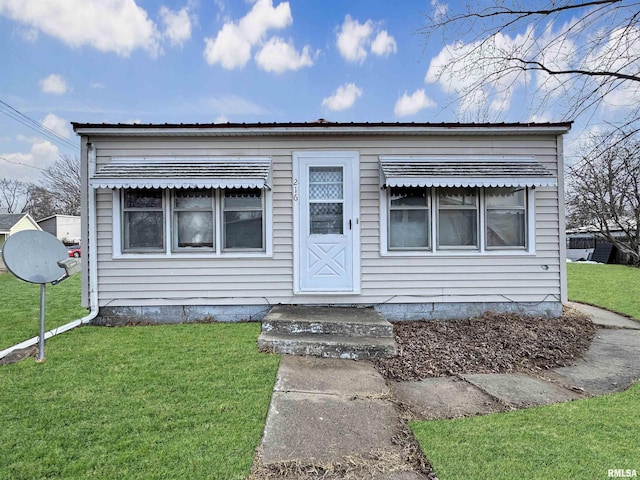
[72,120,572,137]
[379,157,556,188]
[91,158,272,190]
[0,213,28,232]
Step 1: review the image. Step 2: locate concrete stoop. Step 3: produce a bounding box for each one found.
[257,305,397,360]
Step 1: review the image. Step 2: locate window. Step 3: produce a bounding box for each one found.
[120,187,267,255]
[485,188,526,249]
[388,187,431,250]
[308,166,344,235]
[438,188,479,248]
[173,189,214,250]
[122,189,165,252]
[384,187,530,254]
[223,189,263,250]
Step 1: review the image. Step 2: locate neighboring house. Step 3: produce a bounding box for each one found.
[72,121,571,324]
[38,214,81,244]
[0,213,42,272]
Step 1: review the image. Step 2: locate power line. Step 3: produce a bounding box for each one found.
[0,155,46,172]
[0,99,78,151]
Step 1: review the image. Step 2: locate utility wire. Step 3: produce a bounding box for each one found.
[0,99,78,151]
[0,155,46,172]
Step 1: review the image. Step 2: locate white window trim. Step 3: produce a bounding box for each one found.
[112,188,273,259]
[380,187,536,256]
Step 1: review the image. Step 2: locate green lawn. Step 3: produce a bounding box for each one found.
[567,262,640,319]
[412,382,640,479]
[412,262,640,479]
[0,324,280,479]
[0,272,87,350]
[0,273,280,479]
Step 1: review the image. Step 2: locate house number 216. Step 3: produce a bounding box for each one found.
[293,179,298,201]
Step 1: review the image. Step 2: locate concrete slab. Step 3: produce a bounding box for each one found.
[461,373,581,407]
[550,328,640,395]
[566,302,640,330]
[260,391,403,465]
[392,377,504,419]
[275,355,389,397]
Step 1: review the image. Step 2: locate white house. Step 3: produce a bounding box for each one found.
[37,214,81,244]
[72,121,571,325]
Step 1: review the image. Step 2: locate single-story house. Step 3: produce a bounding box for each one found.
[37,214,81,245]
[72,121,571,324]
[0,213,41,272]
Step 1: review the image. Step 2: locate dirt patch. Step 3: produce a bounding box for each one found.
[375,309,597,382]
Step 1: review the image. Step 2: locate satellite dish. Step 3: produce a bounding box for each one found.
[2,230,68,284]
[2,230,72,363]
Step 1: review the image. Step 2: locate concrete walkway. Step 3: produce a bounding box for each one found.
[253,303,640,479]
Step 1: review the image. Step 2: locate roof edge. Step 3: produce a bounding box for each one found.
[72,121,573,137]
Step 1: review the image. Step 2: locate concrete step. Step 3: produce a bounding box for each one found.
[257,332,397,360]
[262,305,393,338]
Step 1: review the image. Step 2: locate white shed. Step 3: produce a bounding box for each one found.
[37,214,81,244]
[73,121,571,324]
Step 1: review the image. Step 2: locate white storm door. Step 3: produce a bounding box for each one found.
[294,152,360,293]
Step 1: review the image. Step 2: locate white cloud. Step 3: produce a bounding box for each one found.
[203,0,292,69]
[41,113,71,138]
[394,89,436,117]
[0,0,161,57]
[255,37,314,73]
[322,83,362,111]
[336,15,373,63]
[371,30,396,57]
[40,74,68,95]
[430,0,448,22]
[90,81,105,89]
[425,28,535,115]
[1,140,60,182]
[585,26,640,115]
[336,15,397,63]
[214,114,229,124]
[160,6,192,47]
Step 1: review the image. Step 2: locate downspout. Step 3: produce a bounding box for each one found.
[0,143,99,361]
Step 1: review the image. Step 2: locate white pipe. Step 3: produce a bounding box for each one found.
[0,142,99,361]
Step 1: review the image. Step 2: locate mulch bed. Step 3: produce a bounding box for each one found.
[375,309,598,381]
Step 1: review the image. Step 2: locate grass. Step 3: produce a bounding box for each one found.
[0,323,280,479]
[567,262,640,319]
[411,262,640,479]
[411,382,640,479]
[0,272,87,350]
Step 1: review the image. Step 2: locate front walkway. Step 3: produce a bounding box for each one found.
[251,303,640,479]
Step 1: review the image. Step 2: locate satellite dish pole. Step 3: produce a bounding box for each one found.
[2,230,81,362]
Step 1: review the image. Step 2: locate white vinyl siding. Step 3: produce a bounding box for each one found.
[88,133,563,308]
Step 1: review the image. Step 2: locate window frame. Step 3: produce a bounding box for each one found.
[171,188,216,252]
[121,188,166,253]
[380,186,535,256]
[222,188,266,252]
[387,186,432,251]
[436,187,480,250]
[484,187,528,251]
[113,187,272,258]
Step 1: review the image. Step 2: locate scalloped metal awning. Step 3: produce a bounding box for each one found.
[379,157,556,188]
[90,158,272,190]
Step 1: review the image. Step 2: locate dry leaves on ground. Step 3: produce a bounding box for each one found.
[375,310,597,381]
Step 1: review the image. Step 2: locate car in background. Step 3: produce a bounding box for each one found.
[67,245,81,258]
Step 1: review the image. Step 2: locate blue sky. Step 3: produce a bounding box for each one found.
[0,0,635,182]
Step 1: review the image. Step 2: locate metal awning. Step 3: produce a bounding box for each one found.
[379,156,556,188]
[90,157,272,189]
